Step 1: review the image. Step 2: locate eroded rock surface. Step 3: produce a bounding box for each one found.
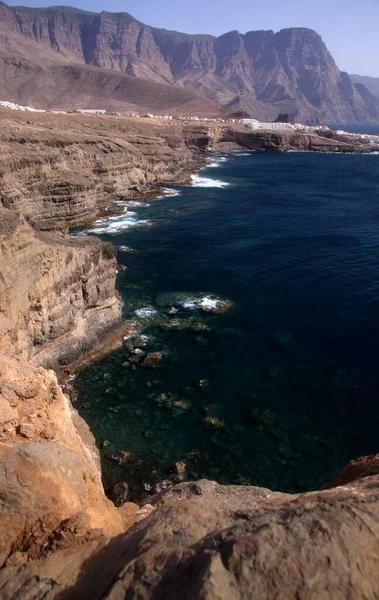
[1,473,379,599]
[0,354,124,566]
[0,209,120,369]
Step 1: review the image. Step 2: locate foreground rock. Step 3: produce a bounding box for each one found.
[1,469,379,598]
[0,354,125,567]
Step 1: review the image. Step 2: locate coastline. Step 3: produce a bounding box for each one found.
[1,113,379,592]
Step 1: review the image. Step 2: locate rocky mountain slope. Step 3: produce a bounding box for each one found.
[0,2,378,122]
[350,74,379,100]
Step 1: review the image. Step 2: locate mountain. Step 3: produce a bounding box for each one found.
[0,2,378,122]
[350,74,379,100]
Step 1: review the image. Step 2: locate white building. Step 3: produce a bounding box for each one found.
[246,121,296,131]
[75,109,106,115]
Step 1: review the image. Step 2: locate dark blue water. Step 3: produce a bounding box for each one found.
[74,150,379,499]
[329,123,379,135]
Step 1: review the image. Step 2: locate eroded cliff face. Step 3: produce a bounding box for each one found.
[0,209,120,369]
[0,352,129,567]
[0,111,204,230]
[0,2,378,123]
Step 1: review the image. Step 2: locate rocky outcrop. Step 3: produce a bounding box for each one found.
[0,2,378,122]
[0,354,126,566]
[0,209,120,369]
[1,467,379,598]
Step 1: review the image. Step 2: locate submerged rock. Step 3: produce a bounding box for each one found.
[111,450,131,465]
[201,415,225,430]
[173,462,186,482]
[155,291,232,314]
[142,352,163,367]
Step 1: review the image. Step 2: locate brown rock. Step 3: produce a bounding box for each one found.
[5,552,28,567]
[142,352,163,367]
[2,473,379,598]
[118,502,139,530]
[173,462,186,482]
[109,482,129,507]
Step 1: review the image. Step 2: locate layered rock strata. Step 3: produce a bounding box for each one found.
[0,209,120,369]
[0,111,204,230]
[0,2,378,123]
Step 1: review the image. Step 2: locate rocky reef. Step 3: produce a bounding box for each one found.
[1,110,379,597]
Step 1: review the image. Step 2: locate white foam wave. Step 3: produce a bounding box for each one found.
[88,214,151,234]
[206,156,229,168]
[135,307,158,319]
[190,174,229,188]
[157,187,181,199]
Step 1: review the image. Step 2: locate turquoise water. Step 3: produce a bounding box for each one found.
[74,150,379,500]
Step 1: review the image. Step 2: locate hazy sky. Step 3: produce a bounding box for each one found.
[6,0,379,76]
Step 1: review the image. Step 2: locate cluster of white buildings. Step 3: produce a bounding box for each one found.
[75,109,106,115]
[239,118,333,134]
[0,100,45,112]
[146,113,173,120]
[334,129,379,145]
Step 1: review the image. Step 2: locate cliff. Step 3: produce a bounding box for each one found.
[0,110,374,371]
[0,2,378,122]
[0,210,121,369]
[0,352,129,567]
[0,111,204,230]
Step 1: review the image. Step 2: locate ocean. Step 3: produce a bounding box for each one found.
[73,144,379,500]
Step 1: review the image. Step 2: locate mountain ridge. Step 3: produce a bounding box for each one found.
[0,2,378,122]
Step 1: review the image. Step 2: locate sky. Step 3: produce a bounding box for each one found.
[6,0,379,76]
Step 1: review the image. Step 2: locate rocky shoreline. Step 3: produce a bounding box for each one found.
[1,110,379,597]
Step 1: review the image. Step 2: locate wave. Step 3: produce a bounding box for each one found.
[87,214,152,235]
[190,174,230,188]
[207,156,228,168]
[157,187,181,199]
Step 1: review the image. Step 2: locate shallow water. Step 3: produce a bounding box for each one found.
[74,150,379,500]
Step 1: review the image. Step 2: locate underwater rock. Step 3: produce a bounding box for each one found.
[186,449,201,462]
[111,450,131,465]
[102,440,111,448]
[201,416,225,430]
[110,482,129,507]
[116,264,127,272]
[199,379,210,389]
[118,246,138,254]
[143,430,154,439]
[155,292,232,314]
[155,392,178,409]
[173,462,186,482]
[156,317,210,332]
[172,399,192,413]
[143,352,163,367]
[128,348,146,363]
[135,307,158,320]
[248,408,278,428]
